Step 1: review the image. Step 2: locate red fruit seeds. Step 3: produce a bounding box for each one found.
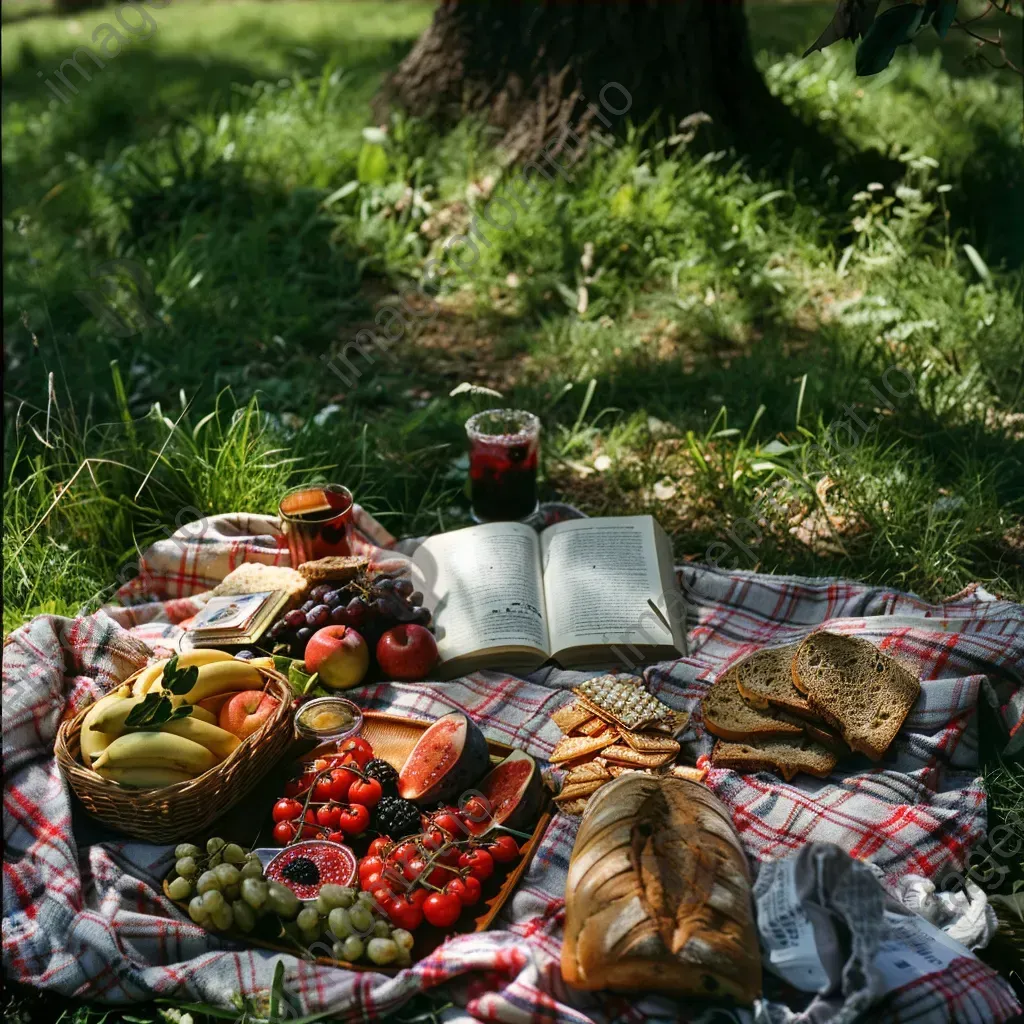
[265,840,357,900]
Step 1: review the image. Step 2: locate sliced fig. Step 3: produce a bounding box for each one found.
[398,710,490,805]
[464,748,542,836]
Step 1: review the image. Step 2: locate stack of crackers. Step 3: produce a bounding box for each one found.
[550,674,693,816]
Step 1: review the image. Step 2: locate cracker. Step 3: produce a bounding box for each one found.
[577,716,611,737]
[563,760,611,786]
[552,702,591,734]
[601,744,677,768]
[573,674,677,731]
[549,732,617,764]
[556,797,590,816]
[606,765,655,778]
[619,728,681,755]
[667,764,706,782]
[557,779,607,801]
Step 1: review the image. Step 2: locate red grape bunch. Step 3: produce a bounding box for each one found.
[265,571,430,659]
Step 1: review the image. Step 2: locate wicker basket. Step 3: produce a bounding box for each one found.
[55,665,295,842]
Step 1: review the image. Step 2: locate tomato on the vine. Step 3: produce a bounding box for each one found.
[316,803,341,829]
[348,777,383,809]
[359,856,384,888]
[431,810,465,837]
[386,893,424,931]
[327,768,355,803]
[367,836,391,858]
[445,875,482,906]
[337,736,374,768]
[284,772,314,798]
[403,856,427,883]
[389,841,418,867]
[312,775,335,803]
[407,888,428,910]
[272,798,303,823]
[458,848,494,882]
[327,830,345,844]
[486,834,520,864]
[461,795,491,828]
[337,803,370,836]
[273,821,296,845]
[423,892,462,928]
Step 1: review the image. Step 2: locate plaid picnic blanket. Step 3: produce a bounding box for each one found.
[4,507,1023,1023]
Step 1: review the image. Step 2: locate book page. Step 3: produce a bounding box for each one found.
[411,522,549,666]
[540,516,676,657]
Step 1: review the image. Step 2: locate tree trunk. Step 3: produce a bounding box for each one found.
[378,0,786,162]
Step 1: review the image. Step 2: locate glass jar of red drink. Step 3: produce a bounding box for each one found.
[465,409,540,522]
[278,484,354,566]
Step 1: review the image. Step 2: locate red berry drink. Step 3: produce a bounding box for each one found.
[279,484,353,565]
[465,410,540,522]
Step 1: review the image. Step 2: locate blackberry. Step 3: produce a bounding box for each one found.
[373,796,421,839]
[364,758,399,796]
[281,857,319,886]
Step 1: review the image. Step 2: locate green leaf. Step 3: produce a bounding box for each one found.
[357,143,388,184]
[162,656,199,695]
[856,3,925,75]
[933,0,957,37]
[169,705,194,720]
[963,243,992,286]
[124,692,163,727]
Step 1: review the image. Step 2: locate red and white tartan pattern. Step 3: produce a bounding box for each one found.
[3,509,1022,1023]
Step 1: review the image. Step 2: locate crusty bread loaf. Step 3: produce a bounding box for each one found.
[207,563,307,602]
[711,737,837,780]
[702,668,804,741]
[561,773,761,1003]
[792,632,920,760]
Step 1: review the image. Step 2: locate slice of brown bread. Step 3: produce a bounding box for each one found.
[702,669,804,742]
[775,710,851,756]
[297,556,369,585]
[711,737,838,781]
[732,643,817,719]
[792,632,921,761]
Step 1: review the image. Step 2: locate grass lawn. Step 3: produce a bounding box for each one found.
[3,0,1023,1018]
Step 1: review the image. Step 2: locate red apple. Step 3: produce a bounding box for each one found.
[376,625,438,682]
[219,689,280,739]
[305,625,369,689]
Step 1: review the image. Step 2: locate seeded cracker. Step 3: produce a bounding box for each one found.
[549,732,617,764]
[552,702,591,734]
[618,728,681,755]
[573,674,676,731]
[577,716,610,737]
[564,761,612,785]
[557,779,607,801]
[601,744,677,768]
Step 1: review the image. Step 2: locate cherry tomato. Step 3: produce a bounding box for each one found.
[327,830,345,844]
[403,856,427,883]
[273,820,296,845]
[338,803,370,836]
[367,836,391,858]
[390,841,418,867]
[312,775,335,803]
[420,828,445,853]
[461,795,491,828]
[284,772,314,798]
[359,856,384,887]
[327,768,355,803]
[407,888,428,910]
[486,834,520,864]
[348,777,383,809]
[368,883,393,910]
[438,845,461,867]
[316,803,342,829]
[300,809,321,838]
[446,874,481,906]
[425,862,456,886]
[337,736,374,768]
[423,892,462,928]
[386,893,424,931]
[272,797,303,823]
[361,870,385,892]
[432,810,465,837]
[458,848,494,882]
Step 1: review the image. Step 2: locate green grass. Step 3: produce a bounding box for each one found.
[2,0,1023,1016]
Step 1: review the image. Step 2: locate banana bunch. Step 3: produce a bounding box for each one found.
[81,650,277,789]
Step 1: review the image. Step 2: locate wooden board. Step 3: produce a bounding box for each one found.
[164,710,553,972]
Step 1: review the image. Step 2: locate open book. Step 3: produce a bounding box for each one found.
[411,516,686,679]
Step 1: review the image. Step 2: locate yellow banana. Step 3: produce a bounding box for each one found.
[181,661,263,704]
[189,705,217,725]
[92,731,217,774]
[95,766,195,788]
[160,717,240,759]
[133,649,239,696]
[90,693,185,734]
[132,660,168,697]
[248,656,276,672]
[80,686,131,767]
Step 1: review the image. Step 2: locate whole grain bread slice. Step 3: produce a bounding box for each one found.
[776,710,851,756]
[731,643,818,719]
[701,669,804,742]
[711,737,838,781]
[792,632,920,761]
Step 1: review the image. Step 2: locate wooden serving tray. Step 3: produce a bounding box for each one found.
[163,710,553,972]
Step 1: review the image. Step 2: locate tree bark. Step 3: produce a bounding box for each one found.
[378,0,786,162]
